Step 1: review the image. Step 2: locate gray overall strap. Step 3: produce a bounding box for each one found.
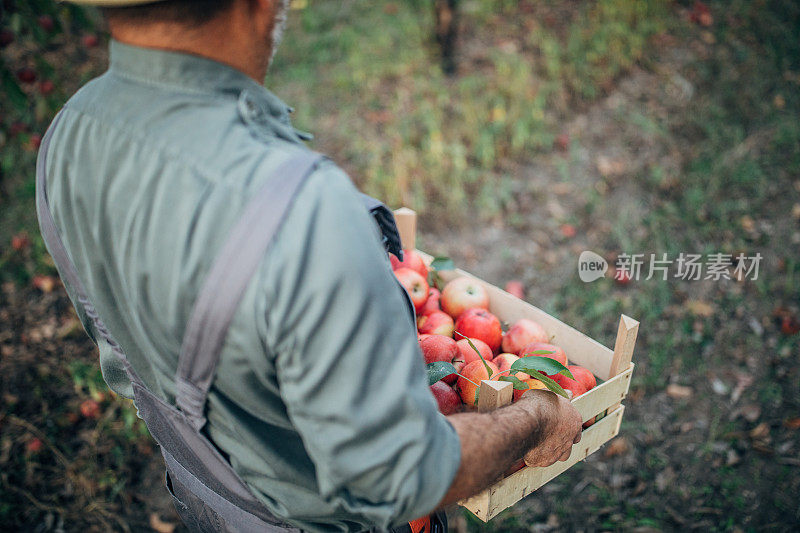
[176,152,325,431]
[36,110,138,379]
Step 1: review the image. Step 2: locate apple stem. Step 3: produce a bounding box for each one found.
[454,373,480,388]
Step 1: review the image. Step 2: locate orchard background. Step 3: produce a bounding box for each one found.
[1,1,799,531]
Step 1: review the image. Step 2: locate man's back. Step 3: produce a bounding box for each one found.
[44,40,460,532]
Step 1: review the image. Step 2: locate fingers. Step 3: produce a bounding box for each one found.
[558,448,571,462]
[573,430,582,444]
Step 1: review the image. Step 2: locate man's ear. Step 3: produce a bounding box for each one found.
[249,0,277,36]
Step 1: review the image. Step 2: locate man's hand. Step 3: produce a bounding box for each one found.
[520,389,582,467]
[437,388,583,508]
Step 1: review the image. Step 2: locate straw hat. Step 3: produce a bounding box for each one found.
[61,0,165,5]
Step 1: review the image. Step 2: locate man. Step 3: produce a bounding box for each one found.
[40,0,582,531]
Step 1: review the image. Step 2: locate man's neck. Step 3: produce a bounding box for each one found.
[107,6,272,83]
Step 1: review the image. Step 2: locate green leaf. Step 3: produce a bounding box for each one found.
[430,256,455,271]
[510,356,574,379]
[426,361,457,385]
[498,375,529,390]
[529,373,570,399]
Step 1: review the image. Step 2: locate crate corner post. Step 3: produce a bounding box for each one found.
[608,314,639,412]
[393,207,416,250]
[477,380,513,413]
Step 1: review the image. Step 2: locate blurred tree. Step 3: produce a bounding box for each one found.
[433,0,458,74]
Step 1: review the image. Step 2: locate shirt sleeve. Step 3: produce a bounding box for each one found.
[259,160,461,528]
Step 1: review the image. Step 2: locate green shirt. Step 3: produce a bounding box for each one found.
[43,40,460,532]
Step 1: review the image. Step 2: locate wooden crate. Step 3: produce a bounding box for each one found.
[394,209,638,522]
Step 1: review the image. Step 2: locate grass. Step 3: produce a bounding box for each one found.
[270,0,668,221]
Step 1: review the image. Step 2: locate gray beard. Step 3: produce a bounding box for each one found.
[269,0,291,65]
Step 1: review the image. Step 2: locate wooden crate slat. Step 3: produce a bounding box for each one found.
[431,266,616,380]
[461,405,626,522]
[571,363,633,422]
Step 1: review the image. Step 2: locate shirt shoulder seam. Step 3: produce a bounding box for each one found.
[59,104,244,188]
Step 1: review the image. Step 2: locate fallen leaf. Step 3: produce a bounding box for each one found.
[784,417,800,430]
[740,215,755,233]
[149,513,176,533]
[666,384,693,399]
[686,300,714,317]
[32,275,57,293]
[596,155,626,177]
[604,437,629,458]
[655,467,676,492]
[739,404,761,423]
[710,377,728,395]
[57,318,83,339]
[749,422,770,440]
[726,449,740,466]
[731,374,754,403]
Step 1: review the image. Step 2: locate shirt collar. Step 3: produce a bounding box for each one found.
[108,39,312,142]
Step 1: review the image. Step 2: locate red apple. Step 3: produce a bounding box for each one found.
[555,133,570,151]
[39,79,55,95]
[394,267,429,311]
[502,318,548,354]
[457,359,500,407]
[552,372,587,399]
[81,34,99,48]
[419,335,459,365]
[417,310,455,337]
[455,308,503,353]
[614,268,632,285]
[0,29,14,48]
[441,277,489,319]
[455,338,493,364]
[16,67,37,84]
[11,232,30,251]
[504,280,525,299]
[37,15,55,32]
[420,334,459,385]
[494,353,530,380]
[568,365,596,391]
[518,342,567,367]
[418,287,441,316]
[417,333,432,342]
[80,399,101,419]
[390,249,429,279]
[583,416,596,429]
[25,437,44,454]
[430,382,461,415]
